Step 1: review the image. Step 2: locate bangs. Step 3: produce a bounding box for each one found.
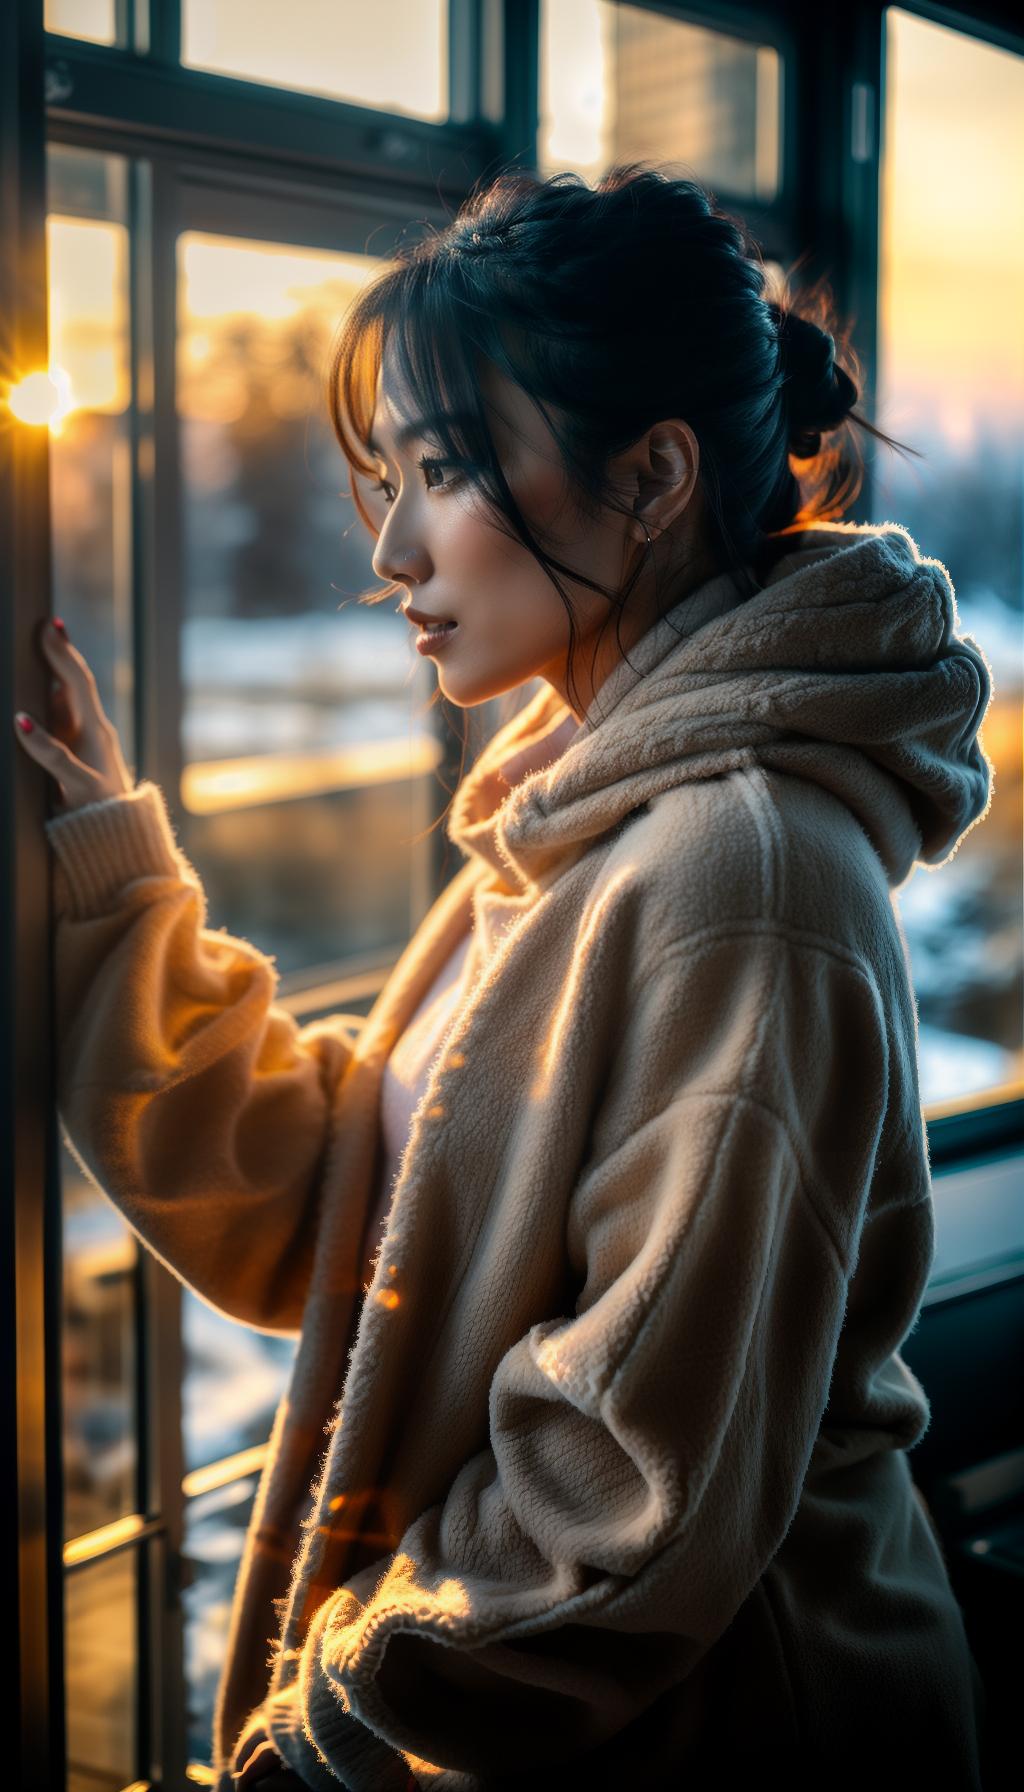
[326,257,516,539]
[321,221,615,655]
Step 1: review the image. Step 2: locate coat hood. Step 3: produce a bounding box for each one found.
[447,519,995,893]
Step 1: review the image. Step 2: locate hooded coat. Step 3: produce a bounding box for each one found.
[44,520,994,1790]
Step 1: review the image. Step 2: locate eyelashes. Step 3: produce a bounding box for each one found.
[371,454,465,505]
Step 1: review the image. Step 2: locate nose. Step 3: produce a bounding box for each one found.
[372,534,428,588]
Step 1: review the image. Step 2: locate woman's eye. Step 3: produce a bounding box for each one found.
[369,458,462,505]
[418,456,463,493]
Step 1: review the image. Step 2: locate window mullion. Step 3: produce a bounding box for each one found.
[140,1254,189,1788]
[449,0,481,125]
[132,139,190,1790]
[146,0,182,68]
[499,0,540,171]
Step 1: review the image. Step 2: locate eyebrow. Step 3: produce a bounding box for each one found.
[366,412,478,460]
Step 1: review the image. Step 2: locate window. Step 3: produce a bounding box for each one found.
[46,146,135,792]
[43,142,145,1792]
[181,0,448,119]
[64,1548,140,1791]
[176,227,439,977]
[31,13,482,1777]
[45,0,117,45]
[878,8,1024,1114]
[539,0,783,200]
[42,135,462,1777]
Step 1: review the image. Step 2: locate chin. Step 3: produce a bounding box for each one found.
[438,662,538,709]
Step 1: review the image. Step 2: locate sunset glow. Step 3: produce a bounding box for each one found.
[177,232,385,426]
[47,214,130,415]
[879,9,1024,436]
[182,0,446,121]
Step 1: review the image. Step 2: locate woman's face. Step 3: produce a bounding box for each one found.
[362,351,709,719]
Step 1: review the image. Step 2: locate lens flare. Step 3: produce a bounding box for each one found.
[4,366,75,434]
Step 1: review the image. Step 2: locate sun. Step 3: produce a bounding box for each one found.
[3,366,76,435]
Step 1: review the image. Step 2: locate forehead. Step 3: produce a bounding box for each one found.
[368,352,554,460]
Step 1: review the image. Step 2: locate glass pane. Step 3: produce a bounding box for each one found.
[64,1548,139,1792]
[62,1154,138,1542]
[177,229,441,979]
[182,1288,296,1475]
[878,9,1024,1112]
[183,1472,261,1771]
[43,144,142,1544]
[539,0,781,201]
[928,1154,1024,1296]
[45,0,117,45]
[182,0,448,121]
[45,145,136,767]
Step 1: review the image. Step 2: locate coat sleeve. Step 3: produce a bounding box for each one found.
[46,779,362,1333]
[260,932,891,1787]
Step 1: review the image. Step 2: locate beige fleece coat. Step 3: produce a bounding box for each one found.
[45,521,993,1790]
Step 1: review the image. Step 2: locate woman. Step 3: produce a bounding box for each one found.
[15,166,992,1790]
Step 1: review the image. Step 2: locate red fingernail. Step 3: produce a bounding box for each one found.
[16,713,34,732]
[52,618,67,637]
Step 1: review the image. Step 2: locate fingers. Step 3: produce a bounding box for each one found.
[12,709,94,808]
[237,1773,304,1790]
[45,659,84,745]
[231,1714,275,1773]
[233,1736,285,1786]
[40,617,98,723]
[17,617,137,810]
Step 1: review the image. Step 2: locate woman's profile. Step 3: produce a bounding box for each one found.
[15,165,993,1790]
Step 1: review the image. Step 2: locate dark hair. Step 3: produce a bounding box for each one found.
[326,161,919,727]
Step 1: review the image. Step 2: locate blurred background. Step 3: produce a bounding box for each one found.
[6,3,1021,1786]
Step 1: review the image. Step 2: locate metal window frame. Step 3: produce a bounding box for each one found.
[5,11,64,1792]
[44,8,507,199]
[7,1,1022,1786]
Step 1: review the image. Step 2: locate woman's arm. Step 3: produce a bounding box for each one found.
[46,779,361,1333]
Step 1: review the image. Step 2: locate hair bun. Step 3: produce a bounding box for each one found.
[771,305,858,457]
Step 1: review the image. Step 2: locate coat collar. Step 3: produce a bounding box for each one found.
[445,522,993,892]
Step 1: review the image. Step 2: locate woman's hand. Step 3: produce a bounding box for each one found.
[230,1716,287,1786]
[13,618,136,813]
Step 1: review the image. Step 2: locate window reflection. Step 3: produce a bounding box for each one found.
[182,0,447,121]
[878,9,1024,1111]
[539,0,781,200]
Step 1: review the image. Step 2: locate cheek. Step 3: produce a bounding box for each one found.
[439,472,584,652]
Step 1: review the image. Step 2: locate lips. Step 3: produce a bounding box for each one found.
[405,606,457,629]
[414,619,459,655]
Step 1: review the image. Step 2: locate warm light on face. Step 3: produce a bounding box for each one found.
[4,366,75,434]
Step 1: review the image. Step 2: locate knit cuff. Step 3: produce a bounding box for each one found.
[44,779,201,920]
[263,1681,347,1791]
[271,1591,416,1792]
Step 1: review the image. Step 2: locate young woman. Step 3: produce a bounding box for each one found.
[16,166,992,1790]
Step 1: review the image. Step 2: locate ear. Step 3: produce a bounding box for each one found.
[617,420,701,544]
